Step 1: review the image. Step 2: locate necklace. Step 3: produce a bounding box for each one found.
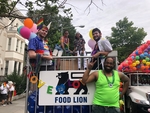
[103,71,115,88]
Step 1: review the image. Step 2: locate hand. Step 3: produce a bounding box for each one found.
[88,60,97,70]
[92,52,100,58]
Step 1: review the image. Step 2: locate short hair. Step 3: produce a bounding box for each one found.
[92,28,101,34]
[104,56,115,65]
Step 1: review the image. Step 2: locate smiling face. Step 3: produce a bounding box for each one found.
[104,57,115,73]
[37,27,48,39]
[92,31,102,42]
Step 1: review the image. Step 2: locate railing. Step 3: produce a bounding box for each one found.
[25,51,118,113]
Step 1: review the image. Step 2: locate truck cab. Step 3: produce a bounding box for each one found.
[125,72,150,113]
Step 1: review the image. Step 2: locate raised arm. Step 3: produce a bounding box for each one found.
[82,61,98,84]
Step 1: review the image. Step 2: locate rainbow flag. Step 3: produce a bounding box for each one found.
[37,18,44,30]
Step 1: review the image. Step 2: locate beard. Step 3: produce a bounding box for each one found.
[39,34,45,39]
[94,37,100,42]
[104,66,114,73]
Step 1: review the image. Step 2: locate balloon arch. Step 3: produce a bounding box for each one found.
[118,40,150,73]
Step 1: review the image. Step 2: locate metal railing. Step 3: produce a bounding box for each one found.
[25,51,118,113]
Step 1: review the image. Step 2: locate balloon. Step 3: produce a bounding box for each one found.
[24,18,34,29]
[140,54,145,59]
[17,26,23,34]
[29,32,37,40]
[142,59,146,64]
[132,67,137,71]
[30,23,38,33]
[88,39,96,50]
[135,56,140,60]
[132,63,136,67]
[141,65,145,70]
[146,57,150,62]
[144,52,148,57]
[135,60,140,65]
[89,29,93,39]
[122,62,128,67]
[20,26,31,39]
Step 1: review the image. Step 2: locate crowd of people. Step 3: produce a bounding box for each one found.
[27,23,130,113]
[0,81,15,107]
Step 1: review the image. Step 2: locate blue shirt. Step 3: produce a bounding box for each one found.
[28,36,53,66]
[28,36,44,51]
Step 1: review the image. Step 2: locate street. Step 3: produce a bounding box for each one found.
[0,98,25,113]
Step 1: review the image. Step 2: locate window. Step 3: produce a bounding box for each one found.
[16,39,19,51]
[5,61,9,75]
[20,41,23,53]
[18,62,21,74]
[8,38,11,50]
[14,61,17,72]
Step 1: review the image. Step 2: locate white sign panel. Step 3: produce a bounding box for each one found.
[39,70,95,105]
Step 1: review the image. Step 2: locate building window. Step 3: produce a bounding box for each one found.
[18,62,21,74]
[5,61,9,75]
[8,38,11,51]
[20,41,23,53]
[14,61,17,72]
[16,39,19,51]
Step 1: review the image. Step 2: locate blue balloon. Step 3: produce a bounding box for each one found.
[140,54,145,59]
[29,32,37,40]
[144,52,148,56]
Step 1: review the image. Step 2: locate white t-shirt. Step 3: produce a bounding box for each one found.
[0,84,9,94]
[9,85,15,91]
[97,37,113,67]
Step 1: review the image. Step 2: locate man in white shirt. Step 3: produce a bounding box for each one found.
[91,28,113,70]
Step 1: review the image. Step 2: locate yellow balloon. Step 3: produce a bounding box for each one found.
[132,63,136,67]
[89,29,93,39]
[142,59,146,64]
[135,60,140,65]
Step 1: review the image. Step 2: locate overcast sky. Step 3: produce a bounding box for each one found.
[63,0,150,50]
[17,0,150,50]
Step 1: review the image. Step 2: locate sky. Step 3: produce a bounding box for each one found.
[62,0,150,50]
[17,0,150,51]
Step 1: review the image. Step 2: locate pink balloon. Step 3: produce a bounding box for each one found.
[30,23,38,33]
[88,39,96,50]
[20,26,31,39]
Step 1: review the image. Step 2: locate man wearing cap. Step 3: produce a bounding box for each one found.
[28,25,53,71]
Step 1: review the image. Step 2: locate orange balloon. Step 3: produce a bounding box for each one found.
[141,65,145,70]
[132,67,137,71]
[24,18,33,29]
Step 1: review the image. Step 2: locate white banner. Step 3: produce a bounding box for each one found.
[39,70,95,105]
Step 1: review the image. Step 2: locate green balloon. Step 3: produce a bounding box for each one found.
[17,26,23,34]
[135,56,140,60]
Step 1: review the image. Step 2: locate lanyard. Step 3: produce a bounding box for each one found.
[103,71,115,88]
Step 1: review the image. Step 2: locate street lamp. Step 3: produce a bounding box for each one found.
[61,25,85,35]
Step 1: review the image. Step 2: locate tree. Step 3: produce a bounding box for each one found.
[5,71,26,95]
[107,17,147,63]
[27,4,76,50]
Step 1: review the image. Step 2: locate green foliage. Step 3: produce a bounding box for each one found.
[27,5,76,51]
[107,17,147,62]
[0,0,72,19]
[5,71,26,95]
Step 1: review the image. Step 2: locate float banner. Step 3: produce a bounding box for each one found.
[39,70,95,105]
